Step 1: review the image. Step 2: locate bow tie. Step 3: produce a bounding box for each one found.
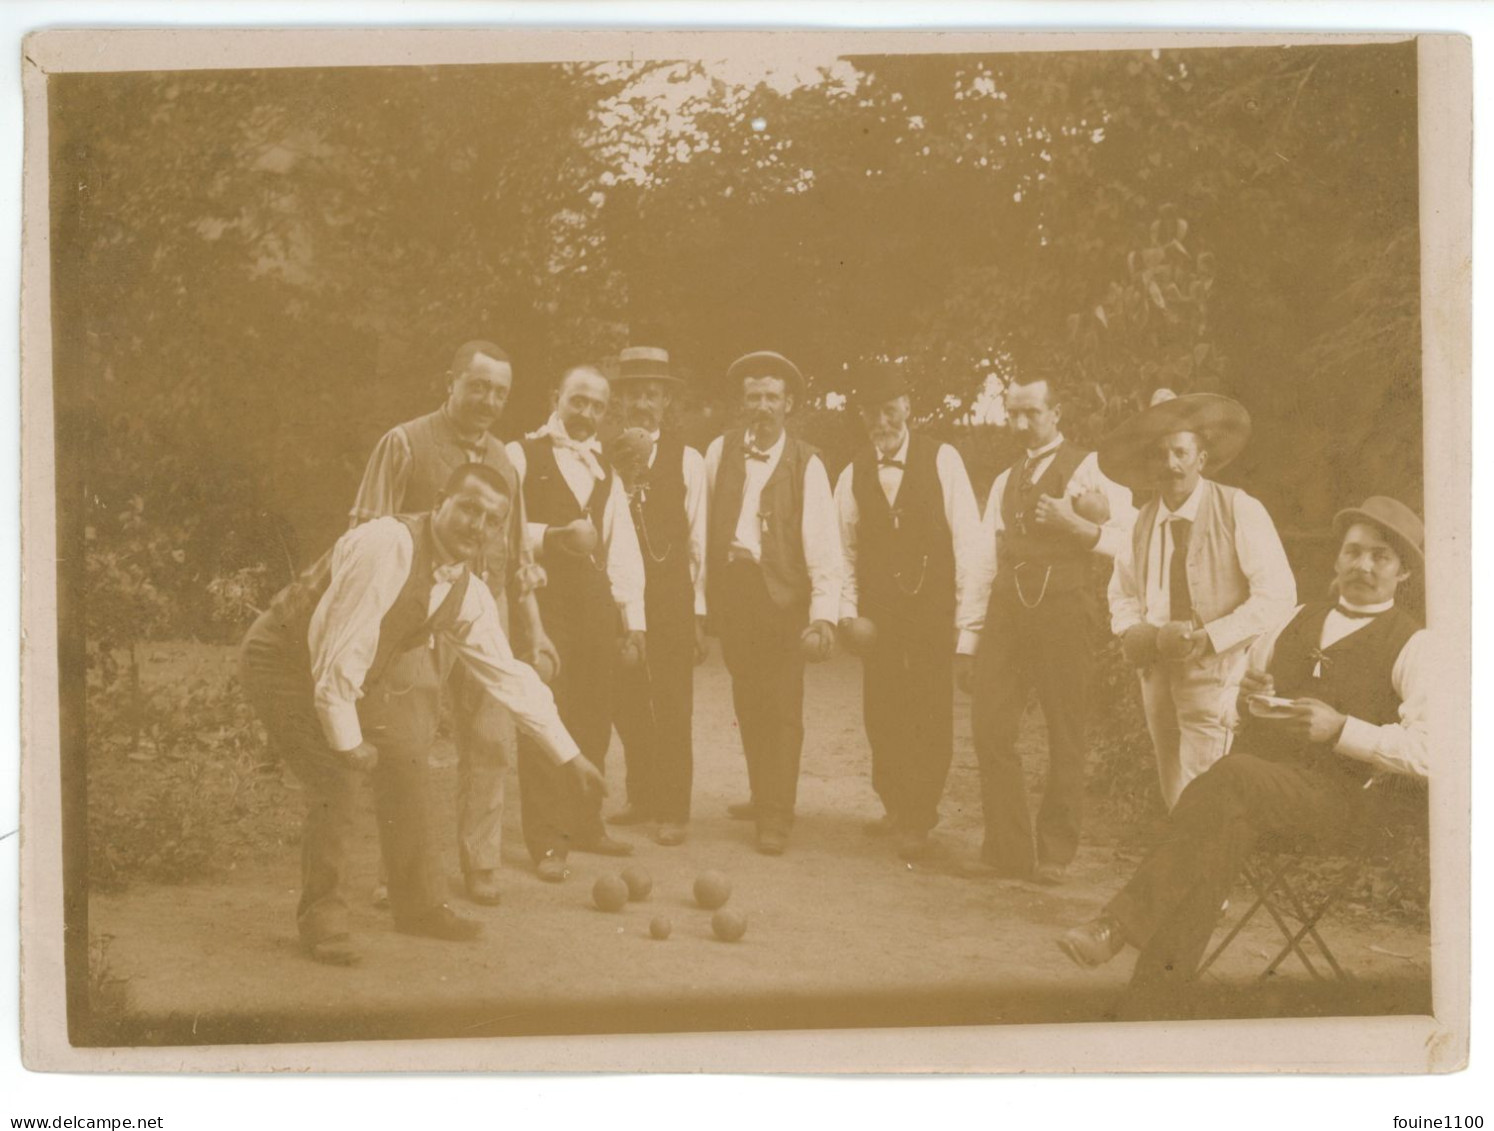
[1334,603,1381,620]
[433,561,466,586]
[745,447,772,462]
[877,457,905,470]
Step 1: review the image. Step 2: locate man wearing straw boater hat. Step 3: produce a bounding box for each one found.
[704,350,842,856]
[602,345,709,847]
[1101,389,1296,810]
[832,361,984,862]
[1059,496,1429,995]
[350,340,560,909]
[963,372,1136,885]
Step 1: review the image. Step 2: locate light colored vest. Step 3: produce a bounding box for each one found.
[1130,479,1249,627]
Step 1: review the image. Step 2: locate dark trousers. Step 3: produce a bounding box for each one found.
[240,629,443,943]
[1105,752,1357,988]
[615,590,695,823]
[862,620,954,835]
[715,559,807,829]
[517,571,618,860]
[970,584,1095,874]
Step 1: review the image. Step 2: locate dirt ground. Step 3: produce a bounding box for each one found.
[86,646,1433,1045]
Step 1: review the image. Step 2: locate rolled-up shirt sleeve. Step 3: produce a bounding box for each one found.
[1069,451,1136,562]
[833,464,860,622]
[308,520,415,752]
[349,427,413,528]
[603,474,647,632]
[802,454,844,625]
[1335,630,1430,779]
[505,442,550,558]
[1108,536,1145,637]
[938,444,985,653]
[961,474,1005,653]
[683,445,709,618]
[444,581,580,765]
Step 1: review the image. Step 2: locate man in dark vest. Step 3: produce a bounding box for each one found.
[963,374,1137,884]
[1059,497,1429,996]
[832,364,984,862]
[703,350,842,856]
[351,339,560,908]
[240,464,603,965]
[603,346,709,847]
[1102,389,1296,810]
[507,364,648,880]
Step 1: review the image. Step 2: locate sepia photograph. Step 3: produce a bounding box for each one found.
[16,25,1471,1074]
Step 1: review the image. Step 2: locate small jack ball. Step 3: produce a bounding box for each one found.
[693,870,732,910]
[712,909,748,942]
[622,865,653,901]
[649,916,672,941]
[592,874,629,912]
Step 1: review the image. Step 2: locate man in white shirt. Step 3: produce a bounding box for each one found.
[833,364,983,862]
[963,374,1137,885]
[239,464,603,966]
[1059,497,1428,998]
[508,364,648,879]
[703,351,841,856]
[1102,390,1297,810]
[603,346,709,847]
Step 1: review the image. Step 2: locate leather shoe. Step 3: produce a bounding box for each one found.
[655,823,687,847]
[863,813,898,837]
[464,869,502,907]
[607,804,653,827]
[1057,916,1127,969]
[757,826,789,856]
[535,851,568,883]
[1034,862,1068,886]
[727,800,757,821]
[396,904,483,943]
[577,834,635,857]
[896,831,937,862]
[304,934,360,966]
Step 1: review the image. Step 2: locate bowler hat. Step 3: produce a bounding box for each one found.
[1097,389,1252,491]
[1333,496,1424,573]
[615,345,684,387]
[725,350,805,402]
[849,363,910,408]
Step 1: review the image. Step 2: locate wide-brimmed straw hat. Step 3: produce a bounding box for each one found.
[1097,388,1252,490]
[615,345,684,387]
[1333,496,1424,573]
[724,350,805,402]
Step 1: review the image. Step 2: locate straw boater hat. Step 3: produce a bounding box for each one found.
[615,345,684,387]
[724,350,805,402]
[1333,496,1424,573]
[1097,388,1252,491]
[849,362,910,408]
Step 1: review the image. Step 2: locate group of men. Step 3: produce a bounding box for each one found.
[241,340,1430,994]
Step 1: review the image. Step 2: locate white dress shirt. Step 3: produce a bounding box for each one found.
[507,422,647,633]
[1223,600,1429,779]
[966,434,1138,652]
[832,432,986,653]
[1107,479,1298,654]
[703,430,843,625]
[639,429,710,618]
[307,517,579,764]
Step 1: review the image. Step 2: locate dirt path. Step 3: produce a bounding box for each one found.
[88,650,1432,1043]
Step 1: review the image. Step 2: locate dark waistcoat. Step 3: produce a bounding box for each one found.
[997,440,1092,596]
[707,429,816,613]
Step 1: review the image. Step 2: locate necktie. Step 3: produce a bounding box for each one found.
[877,457,905,470]
[745,447,771,462]
[1168,517,1193,623]
[1334,604,1380,620]
[433,561,466,586]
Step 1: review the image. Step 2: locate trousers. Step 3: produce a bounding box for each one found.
[861,620,955,835]
[1137,645,1248,811]
[614,592,695,824]
[715,559,808,829]
[240,628,443,943]
[970,583,1095,875]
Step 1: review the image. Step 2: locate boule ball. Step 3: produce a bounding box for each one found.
[619,637,644,669]
[592,874,629,912]
[621,864,653,901]
[1072,488,1111,525]
[568,521,599,555]
[605,426,654,477]
[711,908,748,943]
[693,870,732,910]
[799,624,830,660]
[840,617,877,653]
[532,651,558,684]
[1156,621,1194,660]
[649,915,672,941]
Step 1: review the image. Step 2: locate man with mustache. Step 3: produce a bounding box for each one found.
[508,364,648,880]
[351,339,559,908]
[703,350,842,856]
[241,463,603,965]
[1102,390,1296,811]
[963,373,1137,885]
[832,363,984,862]
[604,346,709,847]
[1059,497,1429,1002]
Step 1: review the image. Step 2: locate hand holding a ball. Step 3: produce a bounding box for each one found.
[1120,622,1160,668]
[548,517,599,557]
[800,619,836,662]
[619,629,648,669]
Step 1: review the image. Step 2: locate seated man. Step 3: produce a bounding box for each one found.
[1057,496,1428,996]
[240,463,604,966]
